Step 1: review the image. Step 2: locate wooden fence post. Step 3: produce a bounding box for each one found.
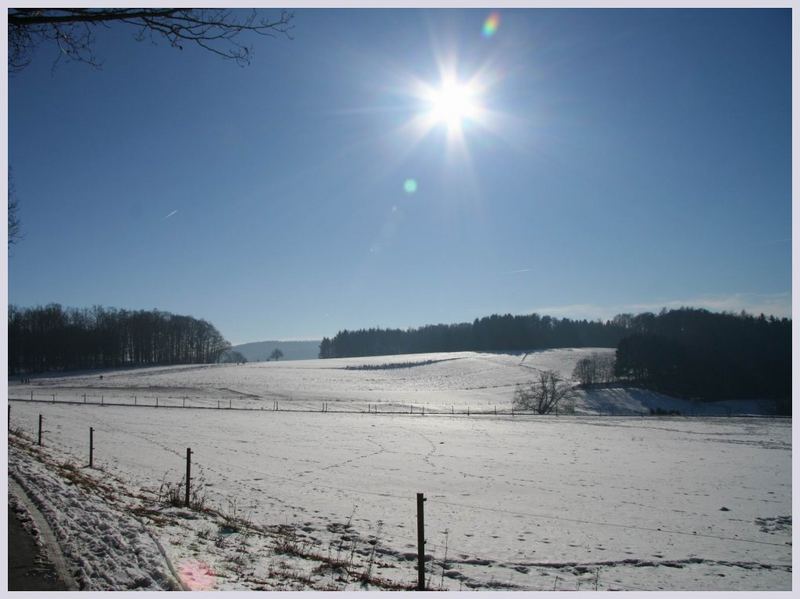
[185,448,192,507]
[89,427,94,468]
[416,493,426,590]
[38,414,43,446]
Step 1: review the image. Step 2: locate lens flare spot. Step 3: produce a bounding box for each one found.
[178,559,217,591]
[404,179,418,194]
[482,12,500,38]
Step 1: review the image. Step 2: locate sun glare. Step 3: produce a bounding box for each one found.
[427,79,480,129]
[393,21,509,161]
[404,64,498,155]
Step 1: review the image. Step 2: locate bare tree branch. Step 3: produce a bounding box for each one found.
[8,8,294,73]
[8,170,22,250]
[513,370,576,415]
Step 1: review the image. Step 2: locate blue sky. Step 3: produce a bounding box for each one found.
[8,9,791,344]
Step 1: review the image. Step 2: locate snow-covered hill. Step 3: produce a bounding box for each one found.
[10,348,779,416]
[8,348,789,590]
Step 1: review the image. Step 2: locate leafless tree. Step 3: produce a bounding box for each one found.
[595,353,616,384]
[572,352,617,386]
[572,357,597,386]
[9,8,294,73]
[8,171,22,249]
[514,370,576,414]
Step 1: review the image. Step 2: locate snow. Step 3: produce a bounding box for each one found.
[7,349,791,590]
[9,437,182,590]
[8,348,780,416]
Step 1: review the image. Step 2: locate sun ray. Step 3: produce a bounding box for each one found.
[290,15,518,197]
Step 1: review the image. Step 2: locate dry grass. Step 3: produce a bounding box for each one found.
[10,430,420,591]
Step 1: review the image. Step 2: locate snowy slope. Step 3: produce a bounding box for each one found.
[10,348,779,416]
[7,349,789,590]
[9,437,182,590]
[8,402,791,591]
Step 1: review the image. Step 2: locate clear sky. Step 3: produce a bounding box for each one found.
[8,8,792,345]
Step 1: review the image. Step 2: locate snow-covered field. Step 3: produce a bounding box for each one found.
[7,348,782,416]
[7,350,792,590]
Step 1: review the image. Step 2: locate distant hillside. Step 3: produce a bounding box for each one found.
[232,340,321,362]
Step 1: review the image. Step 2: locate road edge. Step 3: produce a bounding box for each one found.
[8,475,80,591]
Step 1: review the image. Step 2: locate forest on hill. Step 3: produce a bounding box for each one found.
[613,308,791,411]
[319,313,626,358]
[8,304,230,374]
[8,303,790,412]
[320,308,791,410]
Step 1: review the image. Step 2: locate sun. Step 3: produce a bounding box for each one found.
[396,57,505,160]
[427,79,480,130]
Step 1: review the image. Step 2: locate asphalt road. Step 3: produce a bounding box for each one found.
[8,505,67,591]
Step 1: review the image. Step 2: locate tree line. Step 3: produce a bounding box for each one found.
[613,308,791,411]
[8,304,231,374]
[319,307,791,412]
[319,313,628,359]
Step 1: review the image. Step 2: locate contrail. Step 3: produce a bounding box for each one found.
[163,210,178,220]
[504,268,532,274]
